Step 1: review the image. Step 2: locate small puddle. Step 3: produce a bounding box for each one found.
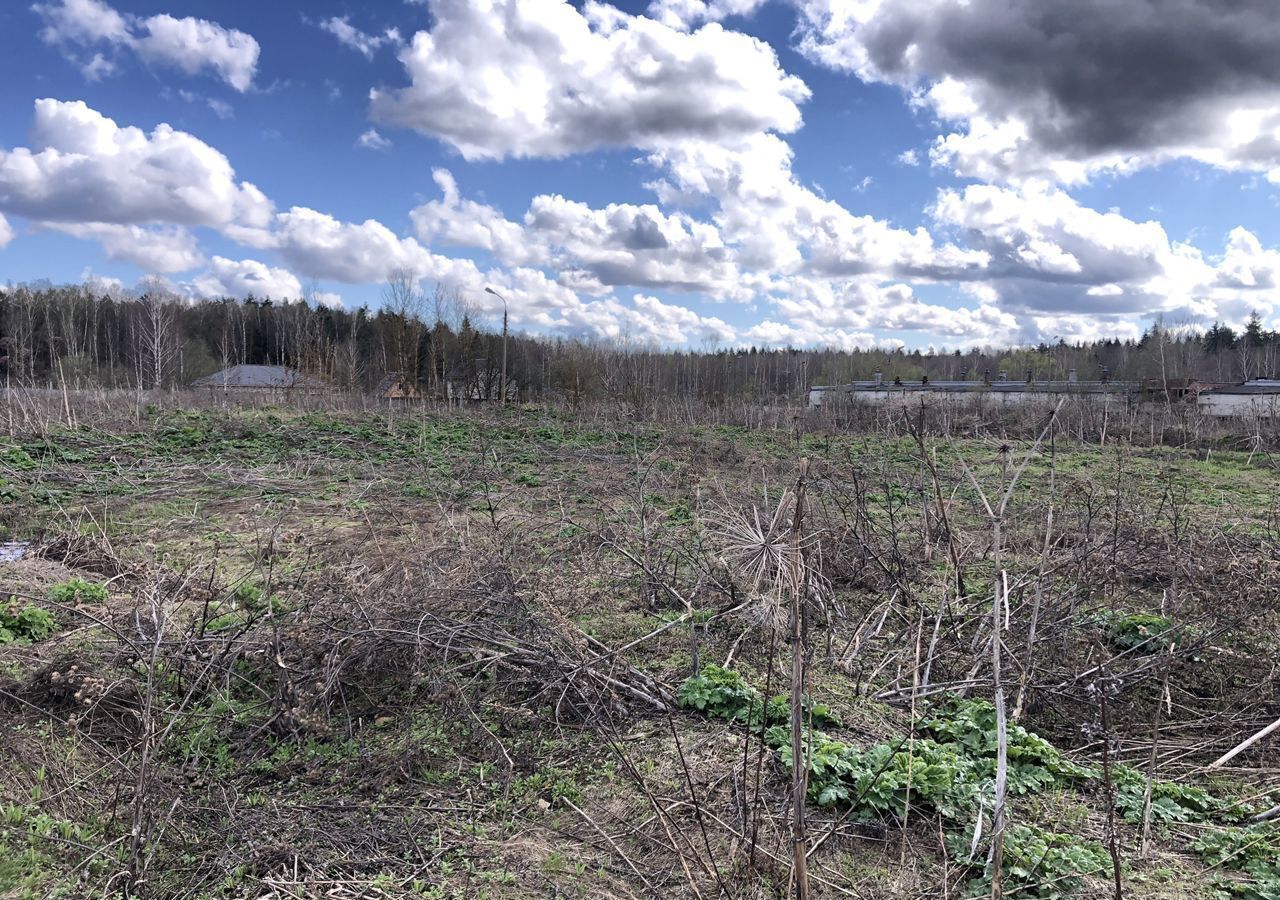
[0,541,30,562]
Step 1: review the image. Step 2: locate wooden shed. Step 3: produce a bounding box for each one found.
[374,372,418,400]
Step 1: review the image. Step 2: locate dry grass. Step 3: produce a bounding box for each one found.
[0,398,1277,898]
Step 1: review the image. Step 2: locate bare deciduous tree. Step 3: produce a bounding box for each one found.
[132,279,181,390]
[382,268,425,386]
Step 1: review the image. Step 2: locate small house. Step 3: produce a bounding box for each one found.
[374,371,418,401]
[191,364,328,395]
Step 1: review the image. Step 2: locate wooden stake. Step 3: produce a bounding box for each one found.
[789,458,811,900]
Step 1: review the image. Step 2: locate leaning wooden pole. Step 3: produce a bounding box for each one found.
[1209,716,1280,769]
[789,458,812,900]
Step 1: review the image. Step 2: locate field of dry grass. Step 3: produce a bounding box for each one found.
[1,400,1278,899]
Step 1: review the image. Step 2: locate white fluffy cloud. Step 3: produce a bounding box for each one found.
[474,268,735,345]
[647,133,988,280]
[370,0,808,159]
[0,98,745,345]
[320,17,401,59]
[743,320,887,351]
[185,256,302,300]
[932,183,1170,291]
[415,172,743,295]
[629,293,735,344]
[32,0,259,91]
[0,99,272,230]
[135,15,258,92]
[414,167,742,297]
[264,207,470,285]
[524,194,739,295]
[42,222,203,272]
[930,182,1280,332]
[311,291,344,309]
[646,0,768,29]
[791,0,1280,184]
[0,214,13,249]
[356,129,392,151]
[32,0,130,45]
[411,169,539,265]
[749,277,1019,347]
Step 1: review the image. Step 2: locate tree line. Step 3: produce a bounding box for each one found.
[1,278,1277,405]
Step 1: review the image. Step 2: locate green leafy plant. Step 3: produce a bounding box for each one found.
[917,696,1096,793]
[1111,765,1244,824]
[948,824,1111,899]
[49,577,108,605]
[228,581,286,615]
[1192,824,1280,900]
[1100,611,1183,652]
[677,664,758,721]
[676,664,840,729]
[0,801,97,894]
[0,444,38,470]
[0,602,57,643]
[773,729,981,819]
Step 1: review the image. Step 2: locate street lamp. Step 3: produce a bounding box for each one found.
[484,286,508,406]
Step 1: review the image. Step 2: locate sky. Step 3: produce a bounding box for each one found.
[3,0,1280,351]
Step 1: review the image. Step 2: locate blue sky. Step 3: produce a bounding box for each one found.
[3,0,1280,350]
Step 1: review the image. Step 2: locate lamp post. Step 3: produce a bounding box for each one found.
[484,287,508,406]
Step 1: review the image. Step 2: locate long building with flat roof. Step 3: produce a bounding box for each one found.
[809,373,1280,417]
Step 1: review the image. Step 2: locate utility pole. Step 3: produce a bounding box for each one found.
[485,287,509,406]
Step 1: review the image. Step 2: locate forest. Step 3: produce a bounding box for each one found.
[2,280,1277,402]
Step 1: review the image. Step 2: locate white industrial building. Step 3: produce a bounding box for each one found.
[809,372,1280,418]
[1197,380,1280,417]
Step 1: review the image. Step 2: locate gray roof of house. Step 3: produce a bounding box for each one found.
[812,380,1135,394]
[191,365,327,388]
[1203,379,1280,395]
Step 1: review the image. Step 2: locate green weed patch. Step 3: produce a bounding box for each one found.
[1100,612,1184,652]
[1193,823,1280,899]
[0,602,56,643]
[677,663,841,729]
[49,577,108,605]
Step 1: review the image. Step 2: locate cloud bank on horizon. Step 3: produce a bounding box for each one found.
[2,0,1280,350]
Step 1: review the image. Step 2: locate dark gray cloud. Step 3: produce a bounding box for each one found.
[622,215,670,250]
[796,0,1280,179]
